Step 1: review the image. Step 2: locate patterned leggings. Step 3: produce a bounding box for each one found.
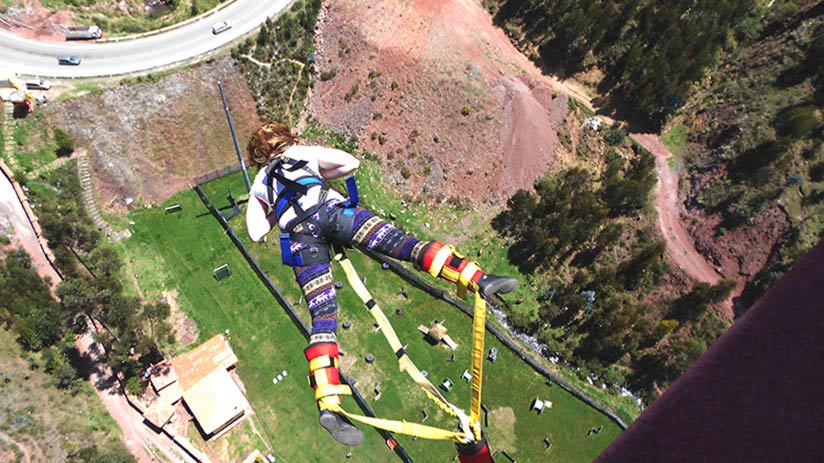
[291,201,428,334]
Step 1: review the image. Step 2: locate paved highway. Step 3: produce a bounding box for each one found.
[0,0,292,78]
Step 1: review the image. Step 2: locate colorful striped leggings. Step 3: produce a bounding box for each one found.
[291,201,429,334]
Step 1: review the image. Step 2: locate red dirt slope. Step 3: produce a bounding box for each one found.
[309,0,566,202]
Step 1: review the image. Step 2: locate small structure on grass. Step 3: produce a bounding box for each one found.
[418,320,459,350]
[488,347,498,363]
[531,397,553,414]
[213,264,232,282]
[462,370,472,383]
[440,378,454,392]
[143,334,251,439]
[165,203,182,214]
[222,190,242,221]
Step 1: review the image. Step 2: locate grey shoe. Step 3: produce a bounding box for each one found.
[477,274,518,297]
[319,410,365,446]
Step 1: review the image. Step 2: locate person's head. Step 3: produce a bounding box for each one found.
[247,123,299,167]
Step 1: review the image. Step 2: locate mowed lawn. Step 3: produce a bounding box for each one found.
[120,172,621,462]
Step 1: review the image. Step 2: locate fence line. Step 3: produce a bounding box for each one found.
[362,249,630,430]
[193,184,413,463]
[191,163,243,186]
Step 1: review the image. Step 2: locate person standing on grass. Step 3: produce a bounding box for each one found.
[245,122,518,446]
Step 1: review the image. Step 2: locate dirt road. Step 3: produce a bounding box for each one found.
[0,165,62,291]
[631,134,723,285]
[2,163,193,462]
[75,325,198,463]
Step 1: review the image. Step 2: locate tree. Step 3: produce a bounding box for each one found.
[54,128,75,157]
[619,239,666,290]
[775,106,823,141]
[142,301,173,350]
[0,248,64,351]
[670,280,736,321]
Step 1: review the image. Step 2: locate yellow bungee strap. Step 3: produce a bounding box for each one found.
[333,250,487,443]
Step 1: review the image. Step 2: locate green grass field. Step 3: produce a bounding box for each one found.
[118,171,623,462]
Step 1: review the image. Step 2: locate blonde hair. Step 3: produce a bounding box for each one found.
[247,123,299,167]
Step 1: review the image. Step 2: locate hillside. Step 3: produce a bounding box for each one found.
[676,2,824,309]
[0,319,133,462]
[308,0,569,203]
[32,59,261,215]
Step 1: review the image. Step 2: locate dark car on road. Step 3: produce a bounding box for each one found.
[57,55,81,65]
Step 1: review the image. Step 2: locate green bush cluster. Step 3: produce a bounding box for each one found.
[490,0,756,128]
[234,0,322,124]
[24,163,174,388]
[493,140,731,400]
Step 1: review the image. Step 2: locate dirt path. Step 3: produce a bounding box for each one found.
[75,325,198,463]
[0,163,62,291]
[0,430,40,463]
[1,160,193,462]
[630,135,731,283]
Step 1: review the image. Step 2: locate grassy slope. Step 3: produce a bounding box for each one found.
[0,328,131,461]
[119,171,622,462]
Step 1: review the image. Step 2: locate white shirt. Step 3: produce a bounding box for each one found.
[249,146,345,230]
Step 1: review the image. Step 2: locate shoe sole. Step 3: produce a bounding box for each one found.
[480,279,518,297]
[320,411,365,446]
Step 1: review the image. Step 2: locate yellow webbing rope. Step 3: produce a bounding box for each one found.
[332,250,487,443]
[468,285,486,440]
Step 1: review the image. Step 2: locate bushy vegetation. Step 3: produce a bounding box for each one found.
[494,120,733,401]
[0,327,136,462]
[0,248,64,352]
[24,162,174,387]
[54,127,75,157]
[681,7,824,306]
[487,0,762,128]
[233,0,322,125]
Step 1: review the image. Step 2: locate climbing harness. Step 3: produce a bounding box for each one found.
[264,158,360,267]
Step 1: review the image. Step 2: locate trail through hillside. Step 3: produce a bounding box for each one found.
[0,163,61,291]
[632,134,734,317]
[631,134,721,285]
[75,325,198,463]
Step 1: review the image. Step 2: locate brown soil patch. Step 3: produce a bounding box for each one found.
[162,289,199,347]
[488,406,517,452]
[41,57,261,215]
[1,0,76,42]
[309,0,568,203]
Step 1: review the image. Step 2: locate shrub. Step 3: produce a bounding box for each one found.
[604,127,627,145]
[319,68,337,81]
[344,84,359,102]
[810,161,824,182]
[54,128,75,157]
[125,376,144,396]
[775,105,823,141]
[461,106,472,116]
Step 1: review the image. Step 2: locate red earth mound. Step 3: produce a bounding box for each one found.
[309,0,568,203]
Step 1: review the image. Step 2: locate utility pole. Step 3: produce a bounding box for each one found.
[218,81,251,192]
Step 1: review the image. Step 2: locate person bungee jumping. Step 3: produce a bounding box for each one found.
[245,123,518,446]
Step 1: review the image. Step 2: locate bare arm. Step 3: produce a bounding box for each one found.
[246,196,277,242]
[288,145,360,180]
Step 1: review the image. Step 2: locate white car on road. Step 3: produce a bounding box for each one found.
[211,20,231,35]
[26,78,52,90]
